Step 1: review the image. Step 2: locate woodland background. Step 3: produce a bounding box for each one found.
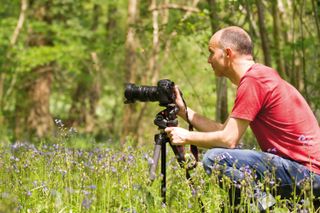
[0,0,319,146]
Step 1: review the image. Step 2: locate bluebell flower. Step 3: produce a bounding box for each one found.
[81,197,92,209]
[88,185,97,190]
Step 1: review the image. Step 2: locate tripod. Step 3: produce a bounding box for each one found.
[149,104,193,204]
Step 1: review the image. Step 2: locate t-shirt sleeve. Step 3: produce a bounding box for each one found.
[231,76,266,121]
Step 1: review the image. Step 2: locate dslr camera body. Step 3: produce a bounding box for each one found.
[124,79,175,107]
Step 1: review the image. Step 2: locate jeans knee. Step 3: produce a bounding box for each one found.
[202,148,229,175]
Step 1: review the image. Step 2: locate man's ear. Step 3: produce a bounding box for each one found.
[225,48,232,58]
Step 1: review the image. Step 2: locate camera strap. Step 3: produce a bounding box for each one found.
[181,96,205,213]
[181,97,199,164]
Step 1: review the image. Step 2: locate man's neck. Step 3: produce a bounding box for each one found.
[228,58,255,86]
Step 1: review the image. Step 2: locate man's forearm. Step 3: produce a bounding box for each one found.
[181,107,224,132]
[187,131,232,149]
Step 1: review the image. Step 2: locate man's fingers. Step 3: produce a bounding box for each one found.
[174,86,182,98]
[165,127,173,133]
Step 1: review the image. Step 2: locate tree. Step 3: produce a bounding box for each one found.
[121,0,139,145]
[14,0,54,139]
[207,0,228,123]
[256,0,272,66]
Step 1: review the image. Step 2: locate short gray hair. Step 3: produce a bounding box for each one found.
[220,26,253,56]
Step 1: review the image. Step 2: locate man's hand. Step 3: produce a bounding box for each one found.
[165,127,190,145]
[173,86,187,118]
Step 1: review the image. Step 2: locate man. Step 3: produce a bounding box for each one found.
[165,26,320,208]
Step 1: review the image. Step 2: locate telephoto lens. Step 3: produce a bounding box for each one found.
[124,84,159,103]
[124,79,175,106]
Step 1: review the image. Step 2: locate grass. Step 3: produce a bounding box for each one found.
[0,133,319,212]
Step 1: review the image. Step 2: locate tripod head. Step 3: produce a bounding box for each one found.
[154,104,179,129]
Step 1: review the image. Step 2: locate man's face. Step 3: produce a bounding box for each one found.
[207,38,226,77]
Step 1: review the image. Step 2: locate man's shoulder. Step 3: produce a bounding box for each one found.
[243,63,282,88]
[246,63,278,78]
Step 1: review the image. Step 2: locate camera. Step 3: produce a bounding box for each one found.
[124,79,176,106]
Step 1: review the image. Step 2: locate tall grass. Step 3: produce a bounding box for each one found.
[0,135,318,212]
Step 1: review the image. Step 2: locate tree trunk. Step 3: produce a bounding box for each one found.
[68,4,102,133]
[256,0,272,66]
[278,0,291,78]
[272,0,286,78]
[121,0,139,145]
[290,1,299,89]
[311,0,320,44]
[106,1,118,41]
[207,0,228,123]
[26,65,54,137]
[298,0,309,102]
[1,0,28,126]
[14,0,54,139]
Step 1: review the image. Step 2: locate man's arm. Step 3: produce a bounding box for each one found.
[182,107,225,132]
[174,86,225,132]
[165,117,250,149]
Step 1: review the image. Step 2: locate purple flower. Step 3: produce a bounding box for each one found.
[267,148,277,153]
[88,185,97,190]
[81,197,92,209]
[111,167,117,173]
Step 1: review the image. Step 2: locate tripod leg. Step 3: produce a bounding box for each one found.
[150,143,161,181]
[161,140,166,204]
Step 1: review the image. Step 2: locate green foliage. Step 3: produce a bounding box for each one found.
[0,140,318,212]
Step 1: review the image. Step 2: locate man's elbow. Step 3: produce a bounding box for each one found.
[227,141,238,149]
[222,135,239,149]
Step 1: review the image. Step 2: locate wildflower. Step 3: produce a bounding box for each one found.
[53,144,59,150]
[147,157,154,166]
[10,156,19,162]
[54,119,64,127]
[128,154,134,162]
[82,190,90,196]
[65,187,74,194]
[88,185,97,190]
[267,147,277,153]
[59,169,67,177]
[111,166,117,173]
[191,188,197,196]
[172,165,178,170]
[123,207,137,213]
[26,191,32,196]
[269,180,275,186]
[132,184,141,190]
[69,127,77,134]
[81,197,92,209]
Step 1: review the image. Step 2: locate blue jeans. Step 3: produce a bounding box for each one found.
[202,148,320,198]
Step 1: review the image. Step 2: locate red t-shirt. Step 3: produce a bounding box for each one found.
[231,63,320,174]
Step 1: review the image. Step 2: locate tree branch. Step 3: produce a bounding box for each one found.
[11,0,28,45]
[149,3,200,13]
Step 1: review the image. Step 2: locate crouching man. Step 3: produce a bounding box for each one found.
[165,26,320,210]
